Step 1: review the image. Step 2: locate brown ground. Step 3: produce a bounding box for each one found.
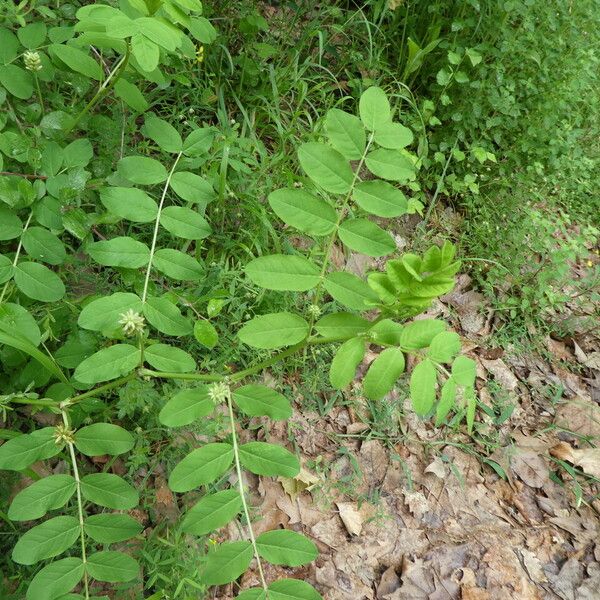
[221,245,600,600]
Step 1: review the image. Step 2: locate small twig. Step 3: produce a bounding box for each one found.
[0,172,48,180]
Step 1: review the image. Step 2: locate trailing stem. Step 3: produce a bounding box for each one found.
[141,152,183,305]
[61,409,89,599]
[0,212,33,304]
[66,45,130,134]
[225,389,269,594]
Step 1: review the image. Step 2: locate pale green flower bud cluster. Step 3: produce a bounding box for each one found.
[118,309,145,336]
[208,381,230,404]
[24,51,42,72]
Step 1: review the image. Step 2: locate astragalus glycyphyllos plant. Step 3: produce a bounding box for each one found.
[0,74,477,599]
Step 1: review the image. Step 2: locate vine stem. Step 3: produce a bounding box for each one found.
[226,390,269,595]
[66,46,130,134]
[34,72,44,115]
[0,212,33,304]
[141,152,183,305]
[139,334,355,383]
[62,410,89,599]
[307,132,375,333]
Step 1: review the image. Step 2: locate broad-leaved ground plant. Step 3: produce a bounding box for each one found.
[0,4,477,598]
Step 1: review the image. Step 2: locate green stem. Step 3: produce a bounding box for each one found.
[34,72,44,115]
[140,334,356,383]
[308,132,375,331]
[226,391,268,594]
[66,46,130,134]
[0,212,33,304]
[66,373,137,407]
[62,410,89,599]
[141,152,183,305]
[421,138,457,229]
[139,368,224,382]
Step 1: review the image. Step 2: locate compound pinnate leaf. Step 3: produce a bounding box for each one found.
[297,142,354,194]
[314,313,370,338]
[365,148,415,182]
[14,262,65,302]
[21,227,66,265]
[74,423,134,457]
[325,108,366,160]
[50,44,102,79]
[329,337,365,389]
[0,302,41,346]
[80,473,139,510]
[159,386,214,427]
[268,188,337,236]
[451,355,477,386]
[131,33,159,71]
[144,343,196,373]
[238,312,309,349]
[0,206,22,240]
[428,331,461,363]
[181,489,242,536]
[400,319,446,350]
[202,541,253,586]
[323,271,379,310]
[170,171,216,205]
[359,86,390,131]
[8,475,76,521]
[193,320,218,348]
[154,248,204,281]
[25,557,84,600]
[255,530,318,566]
[87,237,150,268]
[168,443,234,492]
[268,579,323,600]
[86,551,139,583]
[142,115,182,153]
[0,428,62,471]
[238,442,300,477]
[362,347,405,400]
[160,206,211,240]
[410,359,437,416]
[0,254,13,283]
[78,292,142,332]
[182,127,216,156]
[435,378,457,426]
[353,180,408,217]
[338,219,396,257]
[12,516,79,565]
[84,514,142,544]
[143,296,192,336]
[245,254,321,292]
[117,156,167,185]
[0,64,33,99]
[374,122,414,149]
[74,344,140,385]
[100,187,158,223]
[232,384,292,420]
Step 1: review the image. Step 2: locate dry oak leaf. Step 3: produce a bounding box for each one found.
[510,449,549,488]
[550,441,600,479]
[336,502,364,536]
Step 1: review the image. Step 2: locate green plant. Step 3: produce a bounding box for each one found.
[0,62,476,598]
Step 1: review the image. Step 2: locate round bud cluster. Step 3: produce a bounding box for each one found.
[24,51,42,72]
[118,309,145,336]
[208,381,230,404]
[54,423,75,445]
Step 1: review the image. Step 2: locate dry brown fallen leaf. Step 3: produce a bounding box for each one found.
[550,441,600,479]
[278,467,319,501]
[336,502,363,536]
[510,449,549,488]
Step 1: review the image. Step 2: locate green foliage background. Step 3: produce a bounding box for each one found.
[0,0,598,598]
